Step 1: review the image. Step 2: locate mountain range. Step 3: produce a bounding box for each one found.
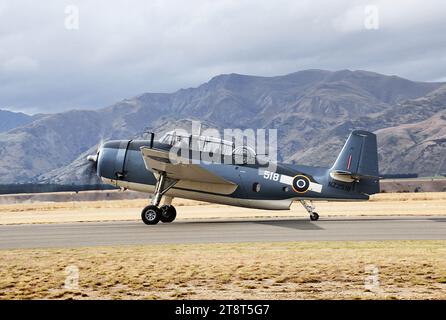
[0,69,445,185]
[0,110,38,133]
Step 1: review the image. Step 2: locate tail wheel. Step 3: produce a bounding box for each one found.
[310,212,319,221]
[160,205,177,223]
[141,205,161,225]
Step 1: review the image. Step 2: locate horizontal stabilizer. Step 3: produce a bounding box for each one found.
[330,170,379,183]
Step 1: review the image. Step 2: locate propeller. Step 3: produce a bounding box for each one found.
[87,153,98,163]
[85,140,103,186]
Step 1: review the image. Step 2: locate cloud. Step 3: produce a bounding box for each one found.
[2,56,39,74]
[0,0,445,114]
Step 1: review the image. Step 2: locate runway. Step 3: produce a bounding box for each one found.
[0,216,445,249]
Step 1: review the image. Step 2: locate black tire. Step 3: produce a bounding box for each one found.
[160,205,177,223]
[310,212,319,221]
[141,205,161,225]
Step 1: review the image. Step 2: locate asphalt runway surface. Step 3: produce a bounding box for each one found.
[0,216,445,249]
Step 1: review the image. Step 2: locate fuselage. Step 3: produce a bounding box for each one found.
[96,139,369,210]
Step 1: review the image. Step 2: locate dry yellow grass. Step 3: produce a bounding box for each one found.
[0,241,445,300]
[0,197,207,213]
[0,192,446,224]
[0,192,445,225]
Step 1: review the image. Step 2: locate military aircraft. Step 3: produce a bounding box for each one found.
[87,129,379,225]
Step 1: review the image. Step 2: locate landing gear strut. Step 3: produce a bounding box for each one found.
[300,200,319,221]
[141,172,177,225]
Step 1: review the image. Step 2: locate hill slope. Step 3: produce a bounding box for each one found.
[0,109,35,133]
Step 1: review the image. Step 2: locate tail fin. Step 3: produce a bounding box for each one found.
[330,130,380,195]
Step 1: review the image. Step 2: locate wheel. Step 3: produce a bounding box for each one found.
[141,205,161,225]
[310,212,319,221]
[160,205,177,223]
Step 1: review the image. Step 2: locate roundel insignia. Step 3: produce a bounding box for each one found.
[292,175,311,193]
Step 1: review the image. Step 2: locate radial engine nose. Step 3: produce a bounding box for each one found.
[87,142,103,163]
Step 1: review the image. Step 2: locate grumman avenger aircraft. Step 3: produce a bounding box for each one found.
[87,129,379,225]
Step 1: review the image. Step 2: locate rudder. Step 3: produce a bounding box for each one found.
[330,130,380,195]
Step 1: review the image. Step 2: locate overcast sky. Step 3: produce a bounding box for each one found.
[1,0,445,114]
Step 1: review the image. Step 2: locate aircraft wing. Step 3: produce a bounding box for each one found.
[140,147,237,195]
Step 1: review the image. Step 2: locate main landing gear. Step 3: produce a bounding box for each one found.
[141,172,178,225]
[299,200,319,221]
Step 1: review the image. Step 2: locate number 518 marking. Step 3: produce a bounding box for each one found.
[263,170,279,181]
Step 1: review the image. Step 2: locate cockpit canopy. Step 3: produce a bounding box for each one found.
[159,130,234,155]
[158,130,258,163]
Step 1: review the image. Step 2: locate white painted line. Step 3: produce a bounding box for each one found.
[279,175,293,185]
[309,182,323,193]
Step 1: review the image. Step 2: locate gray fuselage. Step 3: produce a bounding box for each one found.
[96,140,369,210]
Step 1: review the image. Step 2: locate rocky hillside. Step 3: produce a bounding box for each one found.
[0,69,445,184]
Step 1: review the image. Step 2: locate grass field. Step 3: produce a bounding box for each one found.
[1,192,445,300]
[0,192,446,225]
[0,241,445,300]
